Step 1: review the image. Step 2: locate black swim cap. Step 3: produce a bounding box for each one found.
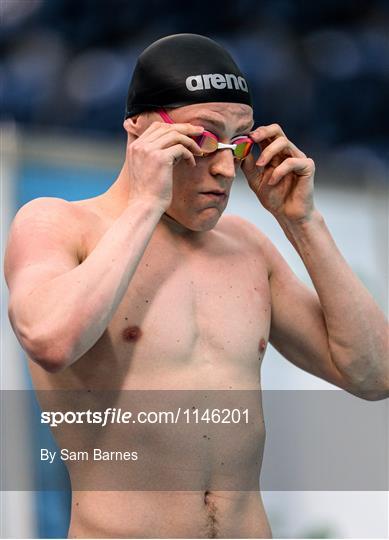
[125,33,252,118]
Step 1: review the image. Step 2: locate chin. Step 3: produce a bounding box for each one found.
[185,207,224,231]
[188,222,216,232]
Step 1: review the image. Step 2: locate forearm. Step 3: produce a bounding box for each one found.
[279,210,389,395]
[15,198,163,370]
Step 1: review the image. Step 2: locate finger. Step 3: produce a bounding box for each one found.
[257,137,306,167]
[241,152,260,176]
[165,144,197,168]
[241,153,266,181]
[249,123,286,143]
[144,122,204,143]
[268,157,315,185]
[155,130,203,156]
[140,122,168,142]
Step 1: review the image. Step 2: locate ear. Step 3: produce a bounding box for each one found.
[123,113,152,137]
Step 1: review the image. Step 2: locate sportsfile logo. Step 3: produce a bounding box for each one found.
[185,73,249,93]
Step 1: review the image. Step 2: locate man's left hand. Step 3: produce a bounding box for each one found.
[241,124,316,224]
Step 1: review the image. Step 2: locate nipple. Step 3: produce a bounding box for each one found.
[122,325,142,342]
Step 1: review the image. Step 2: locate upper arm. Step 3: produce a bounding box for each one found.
[5,197,82,314]
[226,214,354,392]
[262,235,355,391]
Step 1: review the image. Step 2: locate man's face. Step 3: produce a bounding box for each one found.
[154,102,254,232]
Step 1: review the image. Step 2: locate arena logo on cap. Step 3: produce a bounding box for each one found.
[185,73,249,93]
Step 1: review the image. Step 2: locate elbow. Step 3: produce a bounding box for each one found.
[27,336,72,373]
[334,354,389,402]
[15,324,74,373]
[351,376,389,402]
[32,352,70,374]
[8,304,76,373]
[357,387,389,401]
[360,369,389,401]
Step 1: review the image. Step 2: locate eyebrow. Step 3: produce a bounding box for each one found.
[192,115,254,134]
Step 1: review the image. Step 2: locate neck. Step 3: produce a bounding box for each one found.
[104,161,203,241]
[160,211,207,243]
[105,161,131,204]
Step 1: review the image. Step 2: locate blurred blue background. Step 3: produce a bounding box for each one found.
[1,1,388,538]
[15,163,116,539]
[1,0,388,177]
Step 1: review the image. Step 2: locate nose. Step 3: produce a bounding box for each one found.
[209,148,237,182]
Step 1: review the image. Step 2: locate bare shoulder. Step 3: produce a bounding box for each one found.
[11,196,81,225]
[218,214,268,247]
[5,197,91,286]
[8,196,88,246]
[9,195,105,238]
[217,214,279,271]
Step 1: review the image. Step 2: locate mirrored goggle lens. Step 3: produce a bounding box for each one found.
[194,133,254,160]
[233,140,253,160]
[194,132,218,154]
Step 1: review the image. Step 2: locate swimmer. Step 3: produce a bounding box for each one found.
[4,33,389,539]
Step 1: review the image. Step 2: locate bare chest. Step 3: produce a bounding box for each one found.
[73,230,271,389]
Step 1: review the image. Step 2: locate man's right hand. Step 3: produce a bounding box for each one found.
[126,120,204,211]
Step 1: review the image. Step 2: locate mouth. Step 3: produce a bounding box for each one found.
[199,190,227,201]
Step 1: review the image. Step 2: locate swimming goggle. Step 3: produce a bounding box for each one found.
[158,108,254,161]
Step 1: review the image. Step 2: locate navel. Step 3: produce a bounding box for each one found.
[122,325,142,342]
[204,490,211,504]
[203,490,218,538]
